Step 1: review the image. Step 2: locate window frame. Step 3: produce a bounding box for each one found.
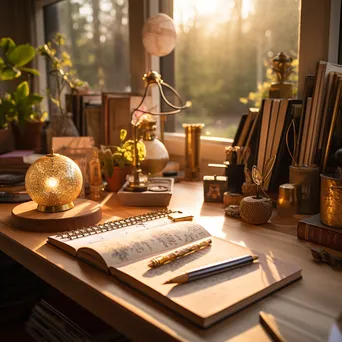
[35,0,341,167]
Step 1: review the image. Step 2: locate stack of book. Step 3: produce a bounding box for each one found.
[0,174,30,203]
[297,61,342,169]
[0,150,35,174]
[256,98,301,191]
[0,150,44,202]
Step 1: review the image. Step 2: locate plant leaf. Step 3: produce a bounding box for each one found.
[252,165,263,186]
[120,129,127,142]
[263,155,276,181]
[7,44,35,67]
[0,67,20,80]
[16,81,29,100]
[0,38,16,54]
[0,57,5,67]
[18,66,40,76]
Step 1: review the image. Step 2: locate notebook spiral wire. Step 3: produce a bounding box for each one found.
[55,209,175,240]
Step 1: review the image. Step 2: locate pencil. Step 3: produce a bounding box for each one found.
[164,255,258,284]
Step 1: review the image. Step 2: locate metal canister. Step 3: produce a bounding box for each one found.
[277,183,298,216]
[320,174,342,228]
[183,123,204,181]
[289,165,320,214]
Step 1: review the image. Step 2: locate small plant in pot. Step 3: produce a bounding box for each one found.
[0,37,41,153]
[100,129,146,192]
[2,81,46,152]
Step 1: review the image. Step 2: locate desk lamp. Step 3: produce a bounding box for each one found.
[125,14,191,192]
[25,149,83,212]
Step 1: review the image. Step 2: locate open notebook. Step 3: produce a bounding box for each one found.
[48,211,302,328]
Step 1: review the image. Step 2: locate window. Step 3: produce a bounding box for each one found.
[164,0,300,139]
[43,0,130,92]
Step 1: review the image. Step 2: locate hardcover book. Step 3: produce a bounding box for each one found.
[297,214,342,251]
[48,212,302,328]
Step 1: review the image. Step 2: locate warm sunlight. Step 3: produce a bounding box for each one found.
[174,0,254,32]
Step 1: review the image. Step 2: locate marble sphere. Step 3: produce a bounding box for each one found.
[142,13,177,57]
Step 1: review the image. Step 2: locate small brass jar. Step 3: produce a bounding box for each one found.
[277,183,298,217]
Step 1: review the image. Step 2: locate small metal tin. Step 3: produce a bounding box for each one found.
[203,175,228,202]
[277,183,298,217]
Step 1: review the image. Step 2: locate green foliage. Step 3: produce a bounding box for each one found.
[100,129,146,177]
[0,81,45,129]
[0,38,39,80]
[38,33,85,116]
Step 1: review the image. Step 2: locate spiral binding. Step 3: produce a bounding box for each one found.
[55,209,175,240]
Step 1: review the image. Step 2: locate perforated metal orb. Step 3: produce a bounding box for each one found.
[25,152,83,212]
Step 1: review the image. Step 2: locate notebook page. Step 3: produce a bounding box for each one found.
[86,221,211,268]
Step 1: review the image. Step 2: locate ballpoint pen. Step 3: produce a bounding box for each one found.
[164,254,258,284]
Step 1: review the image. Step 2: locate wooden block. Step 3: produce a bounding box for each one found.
[11,199,102,233]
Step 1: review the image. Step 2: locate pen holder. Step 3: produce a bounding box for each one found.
[225,164,245,194]
[289,165,320,214]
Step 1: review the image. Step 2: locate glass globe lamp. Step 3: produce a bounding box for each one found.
[25,150,83,213]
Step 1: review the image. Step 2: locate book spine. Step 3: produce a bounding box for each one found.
[297,222,342,251]
[0,192,30,203]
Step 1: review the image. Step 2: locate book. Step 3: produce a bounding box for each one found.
[48,212,302,328]
[26,298,128,342]
[295,75,315,164]
[299,97,312,165]
[0,174,25,185]
[307,61,342,165]
[0,191,30,203]
[236,109,257,147]
[297,214,342,251]
[257,99,272,172]
[0,182,25,192]
[267,99,301,191]
[233,114,247,146]
[0,150,34,165]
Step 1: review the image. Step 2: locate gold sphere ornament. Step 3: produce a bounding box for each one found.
[25,150,83,213]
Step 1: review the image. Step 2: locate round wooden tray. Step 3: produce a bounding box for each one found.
[11,198,102,233]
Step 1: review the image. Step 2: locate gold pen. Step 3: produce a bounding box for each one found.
[148,238,212,268]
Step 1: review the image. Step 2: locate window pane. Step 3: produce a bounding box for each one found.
[44,0,130,92]
[172,0,299,138]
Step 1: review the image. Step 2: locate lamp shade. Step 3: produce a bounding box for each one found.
[25,152,83,212]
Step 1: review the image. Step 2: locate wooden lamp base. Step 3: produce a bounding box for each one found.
[11,198,102,233]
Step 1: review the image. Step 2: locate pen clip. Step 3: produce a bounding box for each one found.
[168,212,194,222]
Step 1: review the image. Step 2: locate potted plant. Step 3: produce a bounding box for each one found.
[38,33,85,140]
[0,37,40,153]
[101,129,146,192]
[5,81,46,151]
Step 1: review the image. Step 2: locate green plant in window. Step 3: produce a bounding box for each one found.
[38,33,85,116]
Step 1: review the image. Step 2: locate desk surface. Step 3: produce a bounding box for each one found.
[0,182,341,342]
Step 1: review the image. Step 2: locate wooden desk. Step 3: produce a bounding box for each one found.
[0,182,341,341]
